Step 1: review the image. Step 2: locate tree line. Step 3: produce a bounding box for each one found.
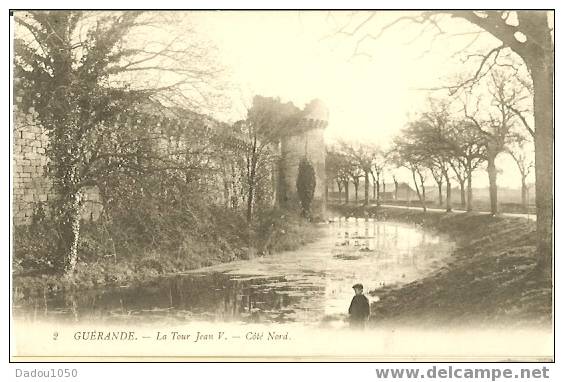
[328,10,552,282]
[327,67,535,216]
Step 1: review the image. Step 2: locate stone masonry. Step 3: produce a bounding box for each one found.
[12,107,103,225]
[12,103,222,226]
[13,108,52,225]
[13,99,327,225]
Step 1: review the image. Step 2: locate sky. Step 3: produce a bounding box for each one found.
[184,11,535,189]
[191,12,494,136]
[14,10,536,189]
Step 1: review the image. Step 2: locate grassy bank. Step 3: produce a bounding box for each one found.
[13,208,320,299]
[330,204,552,328]
[327,197,536,215]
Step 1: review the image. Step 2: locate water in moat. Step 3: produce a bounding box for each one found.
[13,217,455,327]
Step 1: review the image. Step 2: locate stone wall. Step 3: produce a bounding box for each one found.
[12,106,227,226]
[13,99,327,225]
[13,108,53,225]
[12,108,103,225]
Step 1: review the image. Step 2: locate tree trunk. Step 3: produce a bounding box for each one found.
[437,181,443,206]
[467,170,473,212]
[246,184,254,223]
[58,190,82,275]
[231,163,239,209]
[445,177,452,212]
[222,168,231,208]
[354,182,359,204]
[344,182,349,204]
[246,151,257,222]
[394,179,399,200]
[486,154,498,215]
[337,181,342,203]
[521,178,527,211]
[364,170,370,205]
[411,169,425,212]
[371,172,376,201]
[376,173,381,206]
[419,172,427,213]
[459,178,466,208]
[529,53,553,275]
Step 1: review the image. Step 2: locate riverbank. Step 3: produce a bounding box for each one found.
[12,208,321,299]
[329,204,552,328]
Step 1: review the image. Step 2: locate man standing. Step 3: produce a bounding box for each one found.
[348,283,370,329]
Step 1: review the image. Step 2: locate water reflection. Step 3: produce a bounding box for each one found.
[13,218,454,326]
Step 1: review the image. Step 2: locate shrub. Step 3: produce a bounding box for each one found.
[296,158,316,219]
[13,222,59,275]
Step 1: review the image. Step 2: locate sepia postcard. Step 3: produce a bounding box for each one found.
[9,9,554,362]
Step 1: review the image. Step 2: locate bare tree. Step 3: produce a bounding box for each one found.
[462,71,519,215]
[330,10,553,274]
[236,96,301,223]
[507,134,535,211]
[448,159,467,208]
[349,167,363,205]
[340,142,383,205]
[447,120,487,212]
[326,147,347,204]
[371,153,386,205]
[417,100,456,211]
[390,134,428,212]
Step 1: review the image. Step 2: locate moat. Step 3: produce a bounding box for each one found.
[13,218,455,327]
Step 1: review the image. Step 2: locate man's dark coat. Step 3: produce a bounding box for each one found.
[348,294,370,322]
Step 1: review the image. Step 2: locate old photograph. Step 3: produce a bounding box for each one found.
[10,10,554,361]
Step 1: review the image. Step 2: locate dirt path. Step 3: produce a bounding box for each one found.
[376,203,537,221]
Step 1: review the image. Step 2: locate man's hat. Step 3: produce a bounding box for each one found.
[352,283,363,290]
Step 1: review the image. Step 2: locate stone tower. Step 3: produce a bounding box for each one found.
[278,99,329,220]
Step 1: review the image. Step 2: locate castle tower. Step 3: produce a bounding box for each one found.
[279,99,329,220]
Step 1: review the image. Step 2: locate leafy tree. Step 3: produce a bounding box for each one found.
[14,11,222,274]
[296,158,316,218]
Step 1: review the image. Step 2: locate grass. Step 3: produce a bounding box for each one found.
[12,208,321,299]
[330,204,552,328]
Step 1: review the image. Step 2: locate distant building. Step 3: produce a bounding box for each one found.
[382,182,417,201]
